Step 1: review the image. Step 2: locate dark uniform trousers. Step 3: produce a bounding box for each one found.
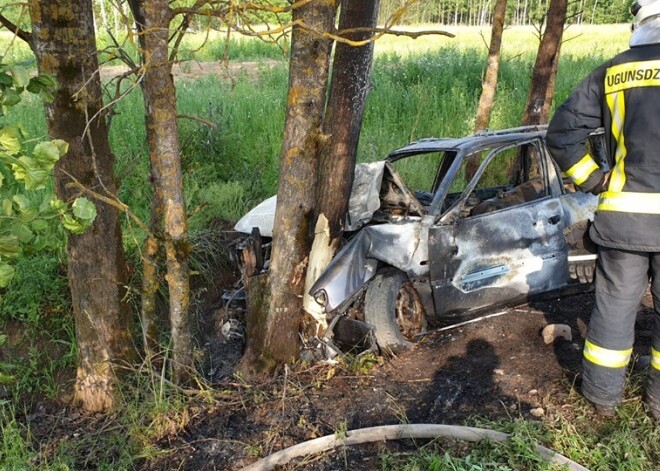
[583,247,660,409]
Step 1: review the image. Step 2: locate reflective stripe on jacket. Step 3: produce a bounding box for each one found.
[547,43,660,251]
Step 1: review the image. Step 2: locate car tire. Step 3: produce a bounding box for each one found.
[364,267,428,354]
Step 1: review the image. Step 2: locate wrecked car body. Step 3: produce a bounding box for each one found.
[235,126,604,353]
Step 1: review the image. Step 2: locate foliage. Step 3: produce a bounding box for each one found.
[0,64,96,291]
[377,0,634,26]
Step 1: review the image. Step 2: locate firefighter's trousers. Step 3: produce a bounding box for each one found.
[582,247,660,409]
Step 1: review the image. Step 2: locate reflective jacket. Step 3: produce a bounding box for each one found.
[547,43,660,251]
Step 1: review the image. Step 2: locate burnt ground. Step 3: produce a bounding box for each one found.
[148,288,653,470]
[11,283,656,470]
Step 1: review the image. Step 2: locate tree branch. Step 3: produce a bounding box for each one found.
[65,175,152,236]
[0,13,32,47]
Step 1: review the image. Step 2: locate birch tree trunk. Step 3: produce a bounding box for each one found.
[522,0,567,125]
[243,0,338,371]
[28,0,135,412]
[303,0,380,329]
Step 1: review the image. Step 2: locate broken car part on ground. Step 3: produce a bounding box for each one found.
[234,126,606,356]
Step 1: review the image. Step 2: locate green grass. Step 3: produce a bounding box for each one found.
[1,25,629,235]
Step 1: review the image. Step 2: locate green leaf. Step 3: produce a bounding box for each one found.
[60,213,86,235]
[12,194,30,211]
[10,223,33,243]
[30,219,49,232]
[0,72,12,86]
[36,74,57,89]
[2,88,21,107]
[9,65,28,88]
[72,197,96,223]
[0,334,6,346]
[33,140,68,165]
[52,139,68,156]
[0,126,22,154]
[2,199,12,216]
[11,156,51,190]
[0,236,20,258]
[27,75,57,103]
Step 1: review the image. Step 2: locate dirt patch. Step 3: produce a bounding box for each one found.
[99,60,283,83]
[141,289,654,469]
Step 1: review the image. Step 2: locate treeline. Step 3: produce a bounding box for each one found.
[378,0,632,26]
[1,0,628,38]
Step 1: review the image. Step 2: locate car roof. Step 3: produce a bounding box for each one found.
[387,125,547,160]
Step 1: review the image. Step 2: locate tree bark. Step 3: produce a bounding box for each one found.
[28,0,135,412]
[133,0,193,385]
[302,0,380,329]
[467,0,507,180]
[541,39,561,123]
[521,0,568,125]
[247,0,338,372]
[474,0,507,132]
[126,0,161,364]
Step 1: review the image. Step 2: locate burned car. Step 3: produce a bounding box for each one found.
[235,126,604,353]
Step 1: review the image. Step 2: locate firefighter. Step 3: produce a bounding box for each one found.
[546,0,660,417]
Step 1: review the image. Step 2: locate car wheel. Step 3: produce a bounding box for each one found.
[364,267,428,354]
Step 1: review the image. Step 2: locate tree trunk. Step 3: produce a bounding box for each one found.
[541,39,561,123]
[521,0,568,125]
[28,0,135,412]
[246,0,338,372]
[128,0,193,384]
[303,0,380,329]
[467,0,507,180]
[126,0,161,364]
[474,0,507,132]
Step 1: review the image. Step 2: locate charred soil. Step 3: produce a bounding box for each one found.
[11,288,656,470]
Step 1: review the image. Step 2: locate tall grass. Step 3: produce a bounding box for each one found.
[0,25,627,256]
[0,25,626,286]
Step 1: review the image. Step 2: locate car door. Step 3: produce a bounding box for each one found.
[427,139,569,322]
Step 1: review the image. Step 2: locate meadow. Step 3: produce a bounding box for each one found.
[4,24,655,469]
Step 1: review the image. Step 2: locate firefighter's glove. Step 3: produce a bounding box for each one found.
[564,221,597,284]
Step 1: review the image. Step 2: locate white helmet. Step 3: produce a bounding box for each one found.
[631,0,660,30]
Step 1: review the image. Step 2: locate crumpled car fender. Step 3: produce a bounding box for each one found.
[310,217,433,314]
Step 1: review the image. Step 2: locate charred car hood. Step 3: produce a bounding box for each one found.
[235,161,387,236]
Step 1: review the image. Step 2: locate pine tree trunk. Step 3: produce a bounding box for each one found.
[244,0,338,372]
[522,0,567,125]
[28,0,135,412]
[303,0,380,328]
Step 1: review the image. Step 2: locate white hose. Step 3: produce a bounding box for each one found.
[241,423,589,471]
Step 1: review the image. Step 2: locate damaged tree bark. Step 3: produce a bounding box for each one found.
[521,0,568,125]
[27,0,135,411]
[247,0,338,372]
[303,0,381,329]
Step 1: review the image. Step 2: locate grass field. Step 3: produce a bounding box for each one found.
[0,24,648,469]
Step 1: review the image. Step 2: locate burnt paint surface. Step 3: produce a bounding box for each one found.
[429,193,596,322]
